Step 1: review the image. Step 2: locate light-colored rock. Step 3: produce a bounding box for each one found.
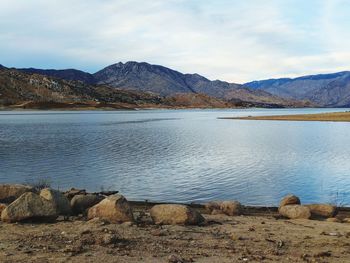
[0,184,33,203]
[342,218,350,223]
[326,217,341,223]
[279,205,311,219]
[40,188,71,215]
[279,195,300,210]
[150,204,205,225]
[70,194,104,214]
[305,204,337,218]
[220,201,242,216]
[87,194,134,223]
[1,192,57,223]
[0,204,7,215]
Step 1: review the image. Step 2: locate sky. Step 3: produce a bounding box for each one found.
[1,0,350,83]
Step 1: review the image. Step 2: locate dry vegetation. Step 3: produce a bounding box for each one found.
[220,111,350,122]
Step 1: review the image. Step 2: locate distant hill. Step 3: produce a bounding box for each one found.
[14,61,306,107]
[244,72,350,107]
[17,68,96,84]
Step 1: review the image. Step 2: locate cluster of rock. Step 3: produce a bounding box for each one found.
[278,194,337,220]
[0,184,346,226]
[0,184,209,226]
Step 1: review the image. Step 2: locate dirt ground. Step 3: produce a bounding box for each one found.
[0,204,350,263]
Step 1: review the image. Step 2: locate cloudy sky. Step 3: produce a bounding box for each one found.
[1,0,350,83]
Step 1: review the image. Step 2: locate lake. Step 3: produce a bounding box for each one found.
[1,108,350,206]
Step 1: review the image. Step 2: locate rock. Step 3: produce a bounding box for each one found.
[97,233,118,246]
[305,204,337,218]
[204,201,242,216]
[204,201,221,214]
[279,205,311,219]
[0,204,7,215]
[0,184,34,203]
[220,201,242,216]
[70,194,104,215]
[279,195,301,210]
[40,188,71,215]
[168,254,184,263]
[150,204,205,225]
[1,192,57,222]
[87,195,134,223]
[326,217,341,223]
[64,188,86,200]
[342,218,350,223]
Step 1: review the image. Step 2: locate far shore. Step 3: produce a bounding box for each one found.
[220,111,350,122]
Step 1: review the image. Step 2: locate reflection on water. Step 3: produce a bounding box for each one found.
[0,108,350,206]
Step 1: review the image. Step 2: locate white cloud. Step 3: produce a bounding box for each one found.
[0,0,349,82]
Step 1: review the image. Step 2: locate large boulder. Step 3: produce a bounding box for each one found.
[1,192,57,223]
[279,205,311,219]
[87,194,134,223]
[150,204,205,225]
[0,184,34,203]
[305,204,337,218]
[70,194,104,215]
[220,201,242,216]
[40,188,71,215]
[279,195,301,210]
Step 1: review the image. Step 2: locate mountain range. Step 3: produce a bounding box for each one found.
[2,61,349,109]
[0,62,307,109]
[244,71,350,107]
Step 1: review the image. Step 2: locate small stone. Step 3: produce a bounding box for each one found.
[168,254,184,263]
[326,217,340,223]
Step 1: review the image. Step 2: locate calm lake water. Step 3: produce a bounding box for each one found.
[1,108,350,206]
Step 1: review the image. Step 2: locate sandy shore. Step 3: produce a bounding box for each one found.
[220,111,350,122]
[1,203,350,263]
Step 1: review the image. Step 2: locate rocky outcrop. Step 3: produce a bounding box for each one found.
[279,205,311,219]
[305,204,337,218]
[71,194,104,215]
[1,192,57,222]
[87,195,134,223]
[0,184,33,203]
[150,204,205,225]
[40,188,71,215]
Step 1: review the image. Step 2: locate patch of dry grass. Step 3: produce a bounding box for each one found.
[220,111,350,122]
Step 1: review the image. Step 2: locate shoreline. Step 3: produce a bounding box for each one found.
[220,111,350,122]
[0,185,350,262]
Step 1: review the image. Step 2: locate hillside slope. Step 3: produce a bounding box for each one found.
[0,68,240,109]
[245,72,350,107]
[15,61,304,107]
